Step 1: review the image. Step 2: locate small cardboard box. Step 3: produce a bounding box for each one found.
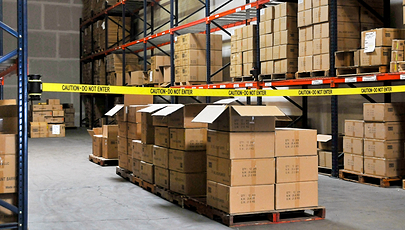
[207,156,275,186]
[345,120,364,137]
[364,139,404,159]
[140,161,154,184]
[153,145,169,168]
[118,152,129,170]
[363,103,405,122]
[361,28,403,48]
[168,149,206,173]
[48,124,65,138]
[0,101,17,134]
[47,99,60,105]
[207,181,275,214]
[153,116,168,127]
[155,166,169,189]
[169,171,206,196]
[169,128,207,151]
[343,136,364,155]
[318,151,332,168]
[102,125,118,139]
[117,136,128,153]
[44,117,64,124]
[30,122,48,138]
[260,33,274,48]
[298,0,311,12]
[139,105,169,144]
[364,157,405,177]
[359,47,391,66]
[127,105,147,123]
[274,128,317,157]
[31,111,52,122]
[207,130,275,159]
[141,125,155,145]
[297,9,312,27]
[276,156,318,183]
[274,59,298,73]
[117,121,127,138]
[274,16,297,33]
[0,154,17,193]
[0,134,15,155]
[127,122,141,140]
[275,2,297,18]
[141,144,154,164]
[364,122,405,140]
[51,105,63,110]
[391,51,404,62]
[128,71,145,85]
[392,39,405,51]
[192,105,286,132]
[260,6,275,21]
[102,137,118,159]
[259,20,273,35]
[154,127,170,148]
[275,181,318,210]
[344,153,364,173]
[132,158,141,177]
[152,104,207,129]
[317,134,343,152]
[132,140,142,160]
[52,110,64,117]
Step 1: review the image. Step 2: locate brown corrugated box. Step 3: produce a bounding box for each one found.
[0,101,17,134]
[153,116,168,127]
[141,144,154,164]
[259,20,273,35]
[260,33,273,48]
[117,121,127,138]
[318,151,332,168]
[361,28,404,48]
[207,156,275,186]
[298,0,311,12]
[44,116,64,124]
[275,2,297,18]
[138,105,169,143]
[153,146,168,168]
[192,105,286,132]
[364,139,404,159]
[140,161,154,183]
[275,128,317,157]
[345,120,364,137]
[276,156,318,183]
[207,181,275,214]
[168,149,206,173]
[127,122,141,140]
[297,9,312,28]
[261,6,275,21]
[364,122,405,140]
[359,47,391,66]
[117,136,127,153]
[363,103,405,122]
[154,127,170,148]
[274,17,297,33]
[103,137,118,159]
[169,128,207,151]
[343,137,364,155]
[118,152,129,170]
[48,124,65,138]
[317,134,343,152]
[344,153,364,173]
[207,130,275,159]
[313,6,359,24]
[152,104,207,129]
[0,134,16,193]
[93,135,104,156]
[274,59,298,73]
[132,158,141,177]
[275,30,299,46]
[275,181,318,210]
[30,122,48,138]
[170,171,206,196]
[364,157,405,177]
[132,140,142,160]
[155,166,169,189]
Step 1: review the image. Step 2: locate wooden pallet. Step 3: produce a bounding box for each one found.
[88,154,118,166]
[115,166,132,180]
[231,76,255,82]
[155,186,185,207]
[141,180,155,193]
[129,174,142,186]
[295,70,329,79]
[339,170,402,188]
[271,73,295,80]
[336,66,357,77]
[184,197,325,227]
[318,166,332,176]
[357,65,388,75]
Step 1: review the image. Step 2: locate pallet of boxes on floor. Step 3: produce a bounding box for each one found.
[317,134,343,175]
[114,100,326,227]
[340,103,405,188]
[29,99,65,138]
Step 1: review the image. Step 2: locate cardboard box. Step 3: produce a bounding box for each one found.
[47,99,60,105]
[52,110,64,117]
[141,125,154,144]
[0,134,15,155]
[127,122,141,140]
[392,40,405,51]
[242,25,257,39]
[360,47,391,66]
[117,136,127,153]
[207,181,275,214]
[181,50,222,66]
[391,51,404,62]
[153,145,169,168]
[102,125,118,139]
[132,140,142,160]
[168,149,206,173]
[299,41,312,57]
[241,37,257,52]
[243,50,258,64]
[178,33,205,50]
[231,52,243,65]
[364,139,404,159]
[275,181,318,210]
[260,47,273,62]
[103,137,118,159]
[243,63,254,76]
[141,144,154,163]
[361,28,403,48]
[276,156,318,183]
[298,56,313,72]
[207,130,275,159]
[155,166,169,189]
[132,158,141,177]
[364,122,405,140]
[51,105,63,110]
[261,6,275,21]
[261,61,274,75]
[154,127,169,148]
[140,161,154,183]
[170,171,206,196]
[313,5,359,24]
[0,152,16,193]
[259,20,273,35]
[117,121,127,138]
[343,137,364,155]
[30,122,48,138]
[152,104,207,129]
[128,71,145,86]
[275,2,297,18]
[127,105,147,123]
[273,45,298,60]
[207,156,275,186]
[274,30,298,46]
[363,103,405,122]
[274,59,298,73]
[313,23,328,39]
[44,117,64,124]
[344,153,364,173]
[48,124,65,138]
[169,128,207,151]
[364,157,405,177]
[193,105,285,132]
[260,33,273,48]
[317,134,343,152]
[274,128,317,157]
[274,17,297,33]
[31,111,52,122]
[298,9,312,28]
[318,151,332,168]
[118,152,129,170]
[345,120,364,137]
[0,101,17,134]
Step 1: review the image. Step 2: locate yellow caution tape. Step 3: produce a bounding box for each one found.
[42,83,405,97]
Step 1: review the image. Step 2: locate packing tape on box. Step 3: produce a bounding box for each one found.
[42,83,405,97]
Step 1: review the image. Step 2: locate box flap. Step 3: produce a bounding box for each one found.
[192,105,228,123]
[317,134,332,142]
[87,129,94,137]
[214,99,239,104]
[105,105,124,117]
[152,105,184,116]
[138,104,169,113]
[232,106,286,117]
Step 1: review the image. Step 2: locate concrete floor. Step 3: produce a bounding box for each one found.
[28,128,405,230]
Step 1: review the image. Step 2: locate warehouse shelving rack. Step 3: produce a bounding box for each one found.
[80,0,394,178]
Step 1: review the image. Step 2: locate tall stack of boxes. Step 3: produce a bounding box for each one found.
[390,40,405,72]
[230,27,243,78]
[106,54,140,86]
[260,6,275,75]
[174,33,223,82]
[344,103,405,177]
[317,134,343,169]
[273,3,298,75]
[241,24,258,77]
[63,103,75,128]
[30,99,65,138]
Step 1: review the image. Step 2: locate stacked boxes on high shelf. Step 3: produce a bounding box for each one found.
[174,33,223,83]
[344,103,405,178]
[390,40,405,72]
[30,99,65,138]
[259,7,275,76]
[230,27,243,78]
[106,54,141,86]
[63,103,75,128]
[240,24,258,77]
[128,56,171,86]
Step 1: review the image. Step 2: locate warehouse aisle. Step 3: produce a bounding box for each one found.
[28,128,405,230]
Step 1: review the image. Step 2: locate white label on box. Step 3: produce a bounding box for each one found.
[220,85,226,88]
[149,71,153,81]
[246,83,253,87]
[364,32,376,53]
[312,80,323,85]
[260,9,265,15]
[236,7,241,12]
[400,74,405,80]
[265,82,272,86]
[298,0,304,4]
[245,4,251,10]
[345,77,357,83]
[101,22,105,30]
[363,75,377,81]
[52,125,60,135]
[233,84,240,88]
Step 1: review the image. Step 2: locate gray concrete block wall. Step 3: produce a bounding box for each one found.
[3,0,82,126]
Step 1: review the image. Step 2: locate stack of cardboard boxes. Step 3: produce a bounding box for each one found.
[230,27,243,78]
[94,16,131,52]
[241,24,258,77]
[174,33,223,83]
[317,134,343,169]
[63,103,75,128]
[344,103,405,177]
[390,40,405,72]
[259,7,275,75]
[30,99,65,138]
[91,125,118,160]
[106,54,140,86]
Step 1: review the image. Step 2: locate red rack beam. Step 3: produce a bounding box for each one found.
[0,63,17,79]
